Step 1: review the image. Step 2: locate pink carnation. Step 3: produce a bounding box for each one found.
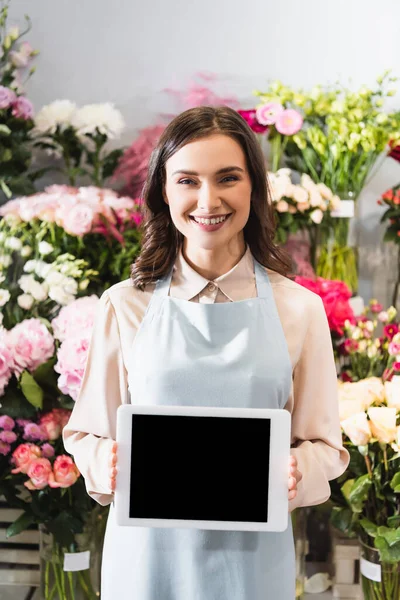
[6,318,55,376]
[42,443,55,458]
[275,109,303,135]
[54,336,90,400]
[0,430,17,444]
[24,457,52,490]
[23,422,48,442]
[11,443,42,474]
[12,96,34,120]
[238,109,269,134]
[48,455,80,489]
[0,440,10,455]
[384,324,399,341]
[0,415,15,430]
[256,102,284,126]
[51,295,99,342]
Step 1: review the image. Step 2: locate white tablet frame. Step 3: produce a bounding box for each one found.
[115,404,291,532]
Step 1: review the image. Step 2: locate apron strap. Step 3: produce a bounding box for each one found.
[153,265,174,298]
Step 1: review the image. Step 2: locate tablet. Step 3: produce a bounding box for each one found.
[115,405,291,532]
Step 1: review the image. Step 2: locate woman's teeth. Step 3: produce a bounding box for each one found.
[192,215,229,225]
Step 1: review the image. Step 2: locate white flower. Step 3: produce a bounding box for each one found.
[292,186,309,204]
[79,279,90,291]
[300,173,319,194]
[17,293,34,310]
[4,214,20,226]
[0,274,5,284]
[0,254,12,268]
[316,183,333,201]
[365,321,374,333]
[0,232,5,242]
[18,274,48,301]
[21,245,32,257]
[38,241,54,256]
[310,209,323,224]
[4,236,22,251]
[62,277,78,296]
[45,271,65,286]
[33,100,77,135]
[70,103,125,139]
[276,200,289,213]
[0,289,10,306]
[385,378,400,410]
[23,260,37,273]
[48,286,74,306]
[309,191,323,208]
[341,412,371,446]
[331,195,341,211]
[367,344,377,358]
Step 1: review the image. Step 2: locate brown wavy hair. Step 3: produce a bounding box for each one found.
[131,105,292,289]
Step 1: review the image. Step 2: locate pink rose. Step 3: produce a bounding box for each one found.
[48,455,80,489]
[39,413,61,441]
[7,318,55,376]
[24,458,52,490]
[0,415,15,430]
[0,430,17,444]
[0,86,16,109]
[238,109,269,133]
[52,408,72,430]
[0,440,10,455]
[256,102,284,126]
[275,109,303,135]
[12,96,34,120]
[42,443,55,458]
[11,443,42,474]
[61,203,94,236]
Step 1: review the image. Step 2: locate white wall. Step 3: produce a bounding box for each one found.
[9,0,400,305]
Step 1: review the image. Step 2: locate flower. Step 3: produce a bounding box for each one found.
[6,318,55,376]
[384,324,399,341]
[54,336,91,400]
[48,455,80,488]
[368,407,397,444]
[341,412,372,446]
[9,41,35,68]
[59,203,94,236]
[38,241,54,255]
[23,422,48,442]
[0,441,10,455]
[11,96,34,120]
[237,109,268,133]
[256,102,284,126]
[11,443,42,474]
[310,209,323,224]
[0,415,15,430]
[275,109,303,135]
[24,457,52,490]
[52,408,71,430]
[18,274,48,301]
[0,430,17,444]
[17,293,34,310]
[39,412,61,441]
[51,295,99,342]
[33,100,76,134]
[0,289,10,306]
[384,378,400,410]
[0,335,13,396]
[41,443,55,458]
[70,103,125,139]
[0,86,16,109]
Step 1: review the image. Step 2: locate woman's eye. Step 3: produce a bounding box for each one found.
[178,179,196,185]
[221,176,239,183]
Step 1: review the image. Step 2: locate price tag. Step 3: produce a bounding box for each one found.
[331,200,355,218]
[360,557,381,582]
[63,550,90,572]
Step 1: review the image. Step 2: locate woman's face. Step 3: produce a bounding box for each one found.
[164,134,252,253]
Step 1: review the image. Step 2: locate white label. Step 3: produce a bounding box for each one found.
[360,557,381,582]
[331,200,355,218]
[63,550,90,572]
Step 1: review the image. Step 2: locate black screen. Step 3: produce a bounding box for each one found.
[129,414,271,523]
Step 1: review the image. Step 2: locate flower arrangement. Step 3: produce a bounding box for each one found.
[0,184,143,327]
[269,168,341,268]
[378,184,400,307]
[331,377,400,598]
[32,100,125,187]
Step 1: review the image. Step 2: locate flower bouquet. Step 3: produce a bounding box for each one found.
[378,184,400,307]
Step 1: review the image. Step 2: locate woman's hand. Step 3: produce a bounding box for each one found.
[288,455,302,501]
[109,441,117,492]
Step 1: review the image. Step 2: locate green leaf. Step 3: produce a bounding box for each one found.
[348,474,373,513]
[0,124,11,136]
[360,518,378,538]
[376,526,400,547]
[341,479,355,503]
[374,537,400,563]
[20,371,43,409]
[390,472,400,492]
[0,385,36,419]
[388,516,400,528]
[6,512,35,538]
[331,506,353,534]
[33,358,58,391]
[102,148,125,179]
[46,512,84,548]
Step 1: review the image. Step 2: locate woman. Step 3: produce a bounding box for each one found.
[63,105,349,600]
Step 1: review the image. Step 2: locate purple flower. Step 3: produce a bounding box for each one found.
[23,422,48,442]
[42,443,55,458]
[11,96,34,120]
[0,415,15,431]
[0,430,17,444]
[0,440,10,455]
[16,418,31,428]
[0,86,16,109]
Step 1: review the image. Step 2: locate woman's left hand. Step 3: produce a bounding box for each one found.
[288,455,302,501]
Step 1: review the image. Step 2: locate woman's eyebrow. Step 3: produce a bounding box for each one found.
[172,166,245,176]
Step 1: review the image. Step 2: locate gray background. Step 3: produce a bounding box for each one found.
[8,0,400,307]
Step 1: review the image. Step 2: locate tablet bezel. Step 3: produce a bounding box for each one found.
[115,404,290,532]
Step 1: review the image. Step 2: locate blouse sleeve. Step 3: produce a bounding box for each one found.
[289,295,350,512]
[63,290,129,506]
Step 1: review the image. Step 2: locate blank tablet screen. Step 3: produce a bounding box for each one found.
[129,414,271,523]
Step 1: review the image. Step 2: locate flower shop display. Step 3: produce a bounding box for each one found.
[245,72,400,291]
[378,184,400,307]
[32,100,126,187]
[330,377,400,599]
[268,168,341,269]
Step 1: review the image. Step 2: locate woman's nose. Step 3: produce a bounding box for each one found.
[197,185,222,212]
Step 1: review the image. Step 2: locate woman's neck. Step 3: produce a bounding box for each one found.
[182,237,247,281]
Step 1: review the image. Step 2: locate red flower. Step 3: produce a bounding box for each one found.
[370,302,384,313]
[237,109,269,134]
[383,324,399,341]
[340,372,353,382]
[344,339,359,353]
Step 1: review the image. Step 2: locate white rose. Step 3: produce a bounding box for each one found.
[62,277,78,296]
[0,289,10,307]
[276,200,289,213]
[385,378,400,410]
[5,236,22,251]
[310,209,323,224]
[309,191,323,208]
[17,293,34,310]
[29,281,49,302]
[316,182,334,201]
[38,241,54,256]
[368,407,397,444]
[18,274,37,293]
[21,246,32,257]
[0,254,12,268]
[341,412,371,446]
[48,286,74,306]
[293,186,309,204]
[331,195,341,211]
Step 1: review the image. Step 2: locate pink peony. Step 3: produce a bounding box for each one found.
[0,440,10,455]
[0,86,16,109]
[48,455,80,489]
[256,102,284,126]
[24,457,52,490]
[59,203,94,236]
[238,109,269,133]
[39,412,61,441]
[0,430,17,444]
[23,422,48,442]
[0,336,14,396]
[275,109,303,135]
[0,415,15,430]
[54,336,90,400]
[51,295,99,342]
[12,96,34,120]
[11,443,42,474]
[6,318,55,376]
[41,443,55,458]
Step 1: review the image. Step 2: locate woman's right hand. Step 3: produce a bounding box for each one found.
[109,441,117,492]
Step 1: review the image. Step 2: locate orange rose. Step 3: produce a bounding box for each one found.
[48,455,80,489]
[11,443,42,474]
[24,458,52,490]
